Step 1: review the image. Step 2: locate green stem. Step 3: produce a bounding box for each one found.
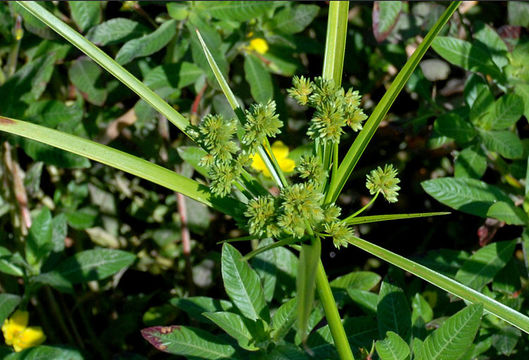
[344,191,379,221]
[316,261,354,360]
[263,139,289,188]
[332,142,339,180]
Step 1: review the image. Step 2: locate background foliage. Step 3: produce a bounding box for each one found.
[0,1,528,359]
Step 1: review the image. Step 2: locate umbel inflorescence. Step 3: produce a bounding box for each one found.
[190,77,399,248]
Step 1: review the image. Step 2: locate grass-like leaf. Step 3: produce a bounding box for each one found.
[326,1,461,204]
[348,235,529,334]
[16,1,189,133]
[345,212,449,225]
[0,117,241,216]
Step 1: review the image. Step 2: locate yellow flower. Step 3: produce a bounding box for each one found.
[247,38,269,55]
[251,141,295,177]
[2,310,46,352]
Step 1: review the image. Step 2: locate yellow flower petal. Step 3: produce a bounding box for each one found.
[250,141,295,177]
[12,326,46,352]
[2,310,29,346]
[248,38,269,55]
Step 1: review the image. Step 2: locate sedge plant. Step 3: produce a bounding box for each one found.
[2,1,529,359]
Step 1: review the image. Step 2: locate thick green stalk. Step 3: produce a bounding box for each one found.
[316,261,354,360]
[316,2,354,359]
[321,1,349,184]
[349,235,529,334]
[325,1,461,204]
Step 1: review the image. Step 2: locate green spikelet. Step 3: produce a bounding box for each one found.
[287,75,313,105]
[366,164,401,203]
[243,100,282,153]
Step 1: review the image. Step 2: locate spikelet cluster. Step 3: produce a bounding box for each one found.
[296,155,326,185]
[366,164,401,203]
[288,76,367,143]
[242,101,282,153]
[191,101,283,197]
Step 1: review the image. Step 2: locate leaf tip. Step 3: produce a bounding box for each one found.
[141,325,181,352]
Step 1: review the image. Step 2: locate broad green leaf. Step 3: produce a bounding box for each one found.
[331,271,381,291]
[197,1,272,22]
[0,53,55,117]
[203,311,260,351]
[68,57,107,106]
[478,129,524,159]
[412,293,433,324]
[87,18,149,46]
[52,249,135,284]
[493,258,521,294]
[244,53,273,103]
[9,2,57,40]
[167,3,188,20]
[375,331,410,360]
[327,2,461,203]
[221,244,268,321]
[486,201,528,225]
[377,278,412,341]
[514,84,529,119]
[455,240,516,291]
[308,316,379,358]
[492,325,521,356]
[69,1,101,32]
[0,247,24,277]
[417,304,482,360]
[432,37,502,80]
[271,298,297,340]
[141,325,238,359]
[297,240,321,342]
[0,117,241,215]
[0,294,21,324]
[464,74,489,108]
[433,113,476,144]
[346,289,378,315]
[454,147,487,179]
[271,4,319,34]
[473,22,509,69]
[373,1,402,43]
[265,345,310,360]
[115,19,176,65]
[144,62,203,93]
[251,238,278,302]
[26,207,53,270]
[508,1,529,27]
[421,177,512,218]
[345,212,449,225]
[176,146,210,178]
[347,235,529,334]
[170,297,233,324]
[469,85,494,128]
[4,346,83,360]
[490,94,524,130]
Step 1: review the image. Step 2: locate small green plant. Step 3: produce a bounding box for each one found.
[1,1,529,359]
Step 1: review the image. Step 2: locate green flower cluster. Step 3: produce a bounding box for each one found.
[245,182,354,248]
[288,76,367,143]
[366,164,401,203]
[191,101,281,196]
